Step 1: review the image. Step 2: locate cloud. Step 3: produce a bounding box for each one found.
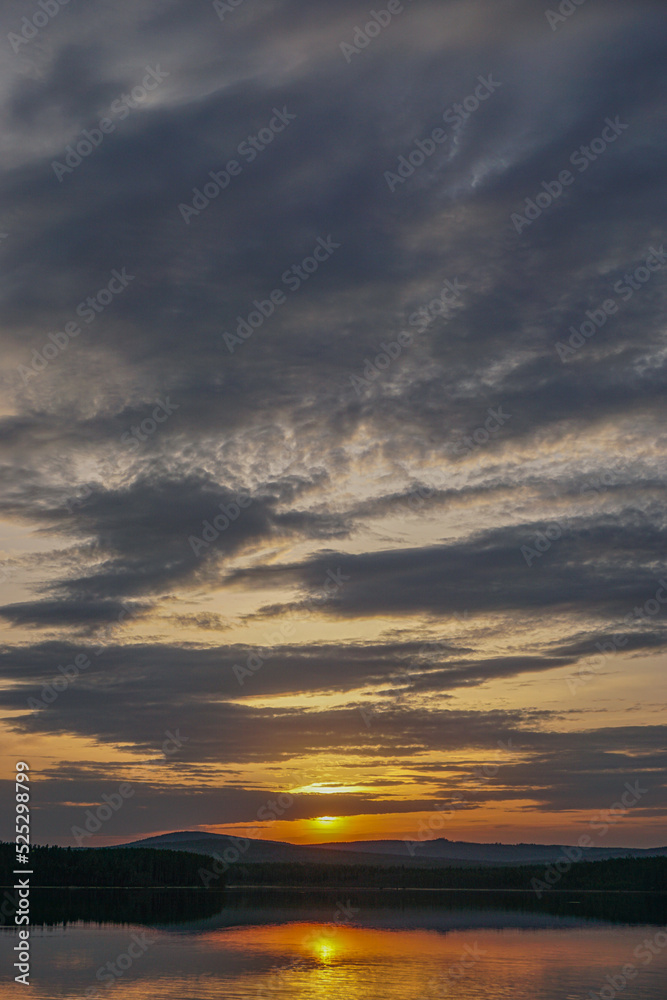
[231,511,667,626]
[0,471,350,614]
[0,0,665,842]
[0,598,151,630]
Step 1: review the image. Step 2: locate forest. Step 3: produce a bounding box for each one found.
[0,843,220,887]
[225,856,667,892]
[2,844,665,893]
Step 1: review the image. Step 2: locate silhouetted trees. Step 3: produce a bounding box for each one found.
[0,843,222,887]
[224,856,667,891]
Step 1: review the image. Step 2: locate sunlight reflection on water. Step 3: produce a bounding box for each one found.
[1,900,666,999]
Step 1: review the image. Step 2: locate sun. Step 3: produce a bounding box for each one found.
[304,815,345,841]
[314,816,340,828]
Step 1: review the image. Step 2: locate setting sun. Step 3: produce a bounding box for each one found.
[313,816,340,828]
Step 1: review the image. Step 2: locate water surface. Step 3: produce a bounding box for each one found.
[1,889,665,999]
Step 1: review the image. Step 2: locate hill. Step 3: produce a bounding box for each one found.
[120,830,473,867]
[313,837,667,864]
[119,830,667,868]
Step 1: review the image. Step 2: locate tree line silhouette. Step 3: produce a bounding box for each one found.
[0,843,222,887]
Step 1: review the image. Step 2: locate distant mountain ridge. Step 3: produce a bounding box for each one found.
[119,830,667,868]
[120,831,443,868]
[313,837,667,863]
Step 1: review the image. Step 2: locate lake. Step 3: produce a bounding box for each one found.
[1,889,666,999]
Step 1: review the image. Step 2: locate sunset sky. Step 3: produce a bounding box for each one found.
[0,0,666,849]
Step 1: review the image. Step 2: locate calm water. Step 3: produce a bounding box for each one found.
[1,889,666,999]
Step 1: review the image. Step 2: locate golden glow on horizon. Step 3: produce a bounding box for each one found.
[312,816,342,832]
[289,782,366,795]
[182,799,667,851]
[80,799,667,849]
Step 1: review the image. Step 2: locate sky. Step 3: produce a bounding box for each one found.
[0,0,666,849]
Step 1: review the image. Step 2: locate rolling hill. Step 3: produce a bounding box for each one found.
[119,830,667,868]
